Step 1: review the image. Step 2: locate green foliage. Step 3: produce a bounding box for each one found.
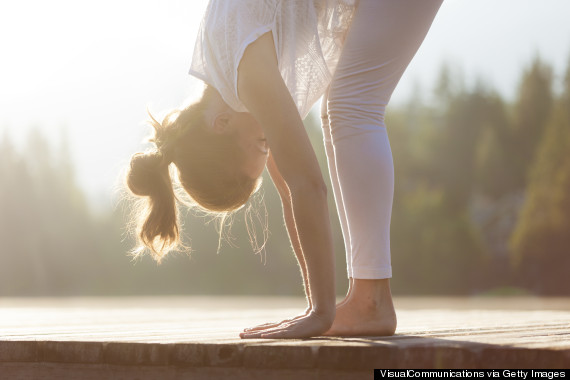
[509,56,554,190]
[510,101,570,294]
[473,92,518,199]
[391,185,484,294]
[508,58,570,295]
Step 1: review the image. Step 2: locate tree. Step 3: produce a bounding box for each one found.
[391,185,485,294]
[509,58,570,295]
[509,56,554,191]
[473,92,516,199]
[431,82,496,211]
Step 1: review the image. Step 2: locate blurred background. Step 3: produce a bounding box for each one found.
[1,0,569,297]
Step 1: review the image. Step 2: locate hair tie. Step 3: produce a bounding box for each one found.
[156,140,175,166]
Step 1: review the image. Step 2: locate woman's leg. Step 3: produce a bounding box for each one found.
[325,0,442,336]
[321,88,354,299]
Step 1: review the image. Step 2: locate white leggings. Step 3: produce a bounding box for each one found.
[321,0,442,279]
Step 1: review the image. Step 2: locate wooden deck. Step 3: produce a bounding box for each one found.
[0,296,568,379]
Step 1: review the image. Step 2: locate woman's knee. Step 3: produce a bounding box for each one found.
[326,85,389,142]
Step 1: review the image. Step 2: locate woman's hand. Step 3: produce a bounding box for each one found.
[242,306,312,333]
[240,310,334,339]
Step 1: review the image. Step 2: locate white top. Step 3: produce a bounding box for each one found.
[189,0,356,118]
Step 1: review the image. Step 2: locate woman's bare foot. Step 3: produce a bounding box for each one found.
[325,278,396,336]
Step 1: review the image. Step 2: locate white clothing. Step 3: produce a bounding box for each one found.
[322,0,442,278]
[189,0,442,280]
[189,0,356,118]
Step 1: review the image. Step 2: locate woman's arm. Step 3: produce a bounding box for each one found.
[266,151,312,310]
[237,33,336,338]
[242,152,313,334]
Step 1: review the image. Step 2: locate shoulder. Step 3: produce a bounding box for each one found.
[190,0,280,112]
[237,31,295,126]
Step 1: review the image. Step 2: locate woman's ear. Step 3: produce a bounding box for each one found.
[212,112,232,134]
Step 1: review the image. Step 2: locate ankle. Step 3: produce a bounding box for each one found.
[351,279,393,308]
[352,278,391,294]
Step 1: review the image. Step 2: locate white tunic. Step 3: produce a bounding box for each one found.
[189,0,356,118]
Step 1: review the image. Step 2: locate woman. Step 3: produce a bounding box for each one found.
[126,0,442,338]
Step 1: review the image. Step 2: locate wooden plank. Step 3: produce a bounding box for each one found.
[0,296,569,372]
[0,363,369,380]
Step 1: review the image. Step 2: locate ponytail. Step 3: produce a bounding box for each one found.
[126,150,180,261]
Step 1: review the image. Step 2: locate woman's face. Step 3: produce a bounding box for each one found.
[229,111,269,179]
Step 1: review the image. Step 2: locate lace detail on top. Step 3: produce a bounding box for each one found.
[189,0,355,118]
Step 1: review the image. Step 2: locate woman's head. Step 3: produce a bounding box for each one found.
[125,86,268,261]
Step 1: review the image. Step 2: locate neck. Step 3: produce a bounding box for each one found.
[203,88,232,127]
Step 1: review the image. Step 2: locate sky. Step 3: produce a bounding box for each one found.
[1,0,569,205]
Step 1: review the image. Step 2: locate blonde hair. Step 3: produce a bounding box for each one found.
[125,86,263,262]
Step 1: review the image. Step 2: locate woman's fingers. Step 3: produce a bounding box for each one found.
[240,313,330,339]
[259,322,316,339]
[243,320,285,332]
[240,325,289,339]
[242,310,311,332]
